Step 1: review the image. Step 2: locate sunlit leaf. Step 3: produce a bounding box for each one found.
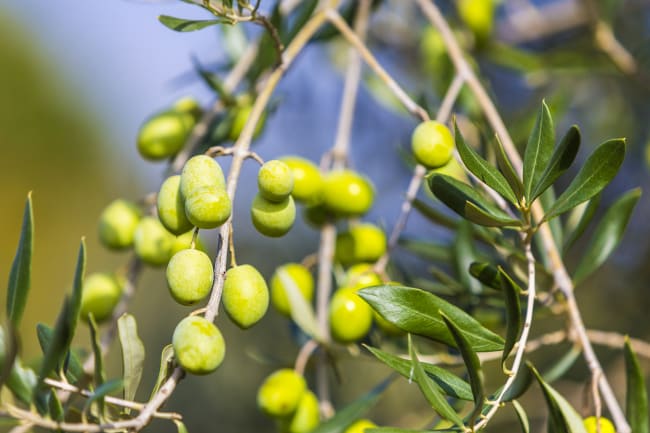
[36,323,83,383]
[573,188,641,284]
[530,125,580,201]
[158,15,227,32]
[364,345,473,400]
[624,337,649,433]
[512,400,530,433]
[150,345,174,400]
[6,192,34,329]
[175,420,190,433]
[83,378,123,415]
[543,139,625,222]
[493,135,524,201]
[523,101,555,202]
[88,314,105,388]
[118,314,145,410]
[359,286,504,352]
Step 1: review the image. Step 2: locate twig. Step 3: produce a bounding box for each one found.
[295,339,319,375]
[416,2,630,432]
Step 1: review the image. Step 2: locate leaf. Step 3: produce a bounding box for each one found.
[412,198,458,230]
[523,101,555,202]
[501,362,533,402]
[512,400,530,433]
[158,15,226,32]
[6,192,34,328]
[6,358,37,405]
[624,337,649,433]
[529,363,587,433]
[150,345,174,399]
[542,345,581,383]
[279,268,323,341]
[499,267,523,369]
[364,345,473,400]
[359,286,504,352]
[453,222,481,295]
[493,135,524,201]
[48,389,64,421]
[310,377,392,433]
[35,323,83,383]
[83,378,123,415]
[408,335,464,429]
[469,262,501,291]
[88,314,105,389]
[563,194,601,253]
[429,174,522,227]
[440,314,484,425]
[530,125,581,201]
[175,420,190,433]
[455,120,519,205]
[118,314,145,409]
[543,139,626,222]
[67,238,87,345]
[399,238,451,262]
[573,188,641,284]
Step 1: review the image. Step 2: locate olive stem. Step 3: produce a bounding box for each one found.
[416,2,630,431]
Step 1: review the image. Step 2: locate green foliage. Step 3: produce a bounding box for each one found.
[624,338,649,433]
[6,192,33,329]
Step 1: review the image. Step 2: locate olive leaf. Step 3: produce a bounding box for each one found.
[624,337,649,433]
[523,101,555,202]
[158,15,227,32]
[6,192,34,329]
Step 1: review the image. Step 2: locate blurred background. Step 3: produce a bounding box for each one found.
[0,0,649,432]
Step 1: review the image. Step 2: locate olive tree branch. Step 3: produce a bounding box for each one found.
[416,2,630,431]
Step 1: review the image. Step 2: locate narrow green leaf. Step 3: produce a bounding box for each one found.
[359,286,504,352]
[542,345,581,384]
[523,101,555,201]
[529,363,587,433]
[158,15,226,32]
[7,192,34,328]
[36,323,83,383]
[493,135,524,201]
[440,314,484,425]
[150,344,174,399]
[530,125,581,201]
[67,238,87,343]
[499,267,523,369]
[573,188,641,285]
[309,377,392,433]
[38,298,73,382]
[469,262,500,291]
[501,362,533,402]
[49,388,64,421]
[429,174,522,227]
[399,238,451,262]
[279,268,323,341]
[563,194,601,253]
[88,314,105,389]
[6,358,37,405]
[543,139,626,222]
[409,335,464,429]
[453,222,481,295]
[539,187,564,249]
[512,400,530,433]
[0,325,18,392]
[455,121,518,205]
[367,428,439,433]
[118,314,145,409]
[412,198,458,230]
[364,345,473,400]
[83,378,123,415]
[175,420,190,433]
[624,337,649,433]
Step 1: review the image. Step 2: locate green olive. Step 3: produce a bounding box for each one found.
[278,390,320,433]
[173,96,202,121]
[80,273,123,322]
[228,103,266,141]
[133,217,175,266]
[270,263,314,316]
[335,223,386,265]
[257,369,306,417]
[258,160,294,202]
[458,0,495,41]
[166,249,214,306]
[172,316,225,375]
[250,194,296,237]
[343,419,377,433]
[170,230,208,256]
[157,175,193,235]
[344,264,382,291]
[98,199,141,250]
[322,170,374,216]
[583,417,615,433]
[184,188,232,230]
[329,287,373,343]
[180,155,226,199]
[411,121,454,169]
[137,110,192,161]
[222,264,269,329]
[280,156,323,205]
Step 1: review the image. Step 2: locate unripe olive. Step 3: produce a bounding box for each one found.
[228,103,266,141]
[344,419,377,433]
[180,155,226,199]
[250,194,296,237]
[258,160,294,202]
[329,287,373,343]
[166,249,214,306]
[98,199,141,250]
[222,264,269,329]
[133,217,175,266]
[172,316,225,375]
[257,369,306,417]
[411,120,454,169]
[170,230,208,256]
[280,156,323,205]
[157,175,193,235]
[335,223,386,265]
[80,273,123,322]
[583,416,615,433]
[458,0,495,41]
[279,390,320,433]
[184,189,232,229]
[173,96,202,121]
[270,263,315,316]
[344,264,382,291]
[322,170,374,216]
[137,110,191,161]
